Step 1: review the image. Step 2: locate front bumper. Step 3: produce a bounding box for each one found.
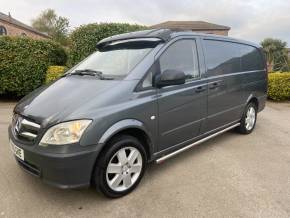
[8,126,101,189]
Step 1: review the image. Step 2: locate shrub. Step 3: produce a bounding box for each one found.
[69,23,146,66]
[268,72,290,101]
[0,36,67,96]
[45,66,67,84]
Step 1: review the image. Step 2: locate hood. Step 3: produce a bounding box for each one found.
[15,76,133,126]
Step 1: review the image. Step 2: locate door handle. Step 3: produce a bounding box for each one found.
[195,86,206,93]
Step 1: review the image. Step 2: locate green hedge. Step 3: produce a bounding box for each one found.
[45,66,67,84]
[0,36,67,96]
[268,72,290,101]
[69,23,146,66]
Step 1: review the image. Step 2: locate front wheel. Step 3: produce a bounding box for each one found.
[236,102,257,134]
[94,135,147,198]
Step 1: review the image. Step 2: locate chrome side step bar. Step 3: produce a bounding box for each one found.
[156,123,240,164]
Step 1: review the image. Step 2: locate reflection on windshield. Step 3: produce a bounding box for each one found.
[71,46,153,77]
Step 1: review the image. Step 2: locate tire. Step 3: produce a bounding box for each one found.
[93,135,147,198]
[236,102,257,134]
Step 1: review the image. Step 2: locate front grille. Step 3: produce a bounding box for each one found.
[12,114,41,143]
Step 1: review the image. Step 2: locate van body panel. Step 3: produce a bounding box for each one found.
[8,30,267,189]
[157,80,207,150]
[200,37,267,132]
[153,36,207,151]
[77,88,159,150]
[14,77,122,125]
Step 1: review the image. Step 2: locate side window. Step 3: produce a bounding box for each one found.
[240,45,264,71]
[142,71,153,88]
[159,39,199,80]
[204,40,241,76]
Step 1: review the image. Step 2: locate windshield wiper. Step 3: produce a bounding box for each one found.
[66,69,117,80]
[69,69,103,77]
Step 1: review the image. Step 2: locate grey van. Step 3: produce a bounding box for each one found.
[8,29,267,198]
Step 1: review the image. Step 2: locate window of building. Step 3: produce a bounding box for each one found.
[159,39,200,81]
[0,26,7,35]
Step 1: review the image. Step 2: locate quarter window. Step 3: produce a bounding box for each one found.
[240,45,264,71]
[142,71,153,88]
[0,26,7,35]
[159,40,199,80]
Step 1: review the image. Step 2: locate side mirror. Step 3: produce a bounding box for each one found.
[155,69,186,88]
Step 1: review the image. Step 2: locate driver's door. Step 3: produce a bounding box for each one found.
[156,39,207,151]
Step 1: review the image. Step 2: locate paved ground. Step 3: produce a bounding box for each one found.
[0,101,289,218]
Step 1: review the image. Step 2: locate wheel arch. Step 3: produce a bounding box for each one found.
[98,119,154,160]
[246,94,259,110]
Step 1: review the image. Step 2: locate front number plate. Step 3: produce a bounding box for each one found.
[10,140,24,161]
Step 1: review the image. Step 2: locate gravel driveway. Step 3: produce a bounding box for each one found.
[0,101,289,218]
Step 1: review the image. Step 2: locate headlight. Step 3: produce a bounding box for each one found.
[40,120,92,146]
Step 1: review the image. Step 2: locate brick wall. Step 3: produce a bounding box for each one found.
[0,20,48,39]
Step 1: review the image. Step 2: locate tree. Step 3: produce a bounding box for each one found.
[261,38,289,72]
[32,9,69,46]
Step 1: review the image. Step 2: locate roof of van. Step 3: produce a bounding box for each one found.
[97,29,261,49]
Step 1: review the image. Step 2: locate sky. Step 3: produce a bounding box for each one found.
[1,0,290,45]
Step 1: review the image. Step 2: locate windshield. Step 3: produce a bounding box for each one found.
[70,40,159,77]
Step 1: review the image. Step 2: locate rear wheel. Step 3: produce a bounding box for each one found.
[236,102,257,134]
[94,135,147,198]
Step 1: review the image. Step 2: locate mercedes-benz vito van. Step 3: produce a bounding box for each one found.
[8,29,267,198]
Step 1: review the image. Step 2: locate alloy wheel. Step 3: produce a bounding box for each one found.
[245,106,256,131]
[106,146,143,192]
